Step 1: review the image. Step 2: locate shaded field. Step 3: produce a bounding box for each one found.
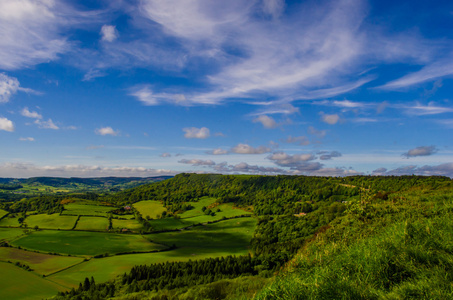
[62,204,114,216]
[0,261,66,300]
[0,228,27,242]
[0,247,84,276]
[25,214,78,230]
[11,230,166,256]
[0,215,22,227]
[133,200,166,219]
[0,209,8,219]
[49,218,257,288]
[112,218,143,230]
[75,216,109,231]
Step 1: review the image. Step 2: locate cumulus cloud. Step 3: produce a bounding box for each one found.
[183,127,210,139]
[267,151,317,167]
[0,73,20,103]
[372,163,453,177]
[34,119,59,130]
[207,148,229,155]
[100,25,118,42]
[253,115,278,129]
[283,135,310,146]
[402,146,437,158]
[230,143,271,154]
[178,159,216,166]
[21,107,42,119]
[320,112,340,125]
[318,151,342,160]
[19,137,35,142]
[307,126,327,138]
[160,152,172,158]
[0,162,176,178]
[0,117,15,132]
[95,126,119,136]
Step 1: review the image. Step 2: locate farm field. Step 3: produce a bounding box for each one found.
[49,218,257,288]
[0,215,22,227]
[111,218,143,230]
[62,203,114,216]
[0,228,27,242]
[0,247,85,276]
[75,216,109,231]
[11,230,167,256]
[0,209,8,219]
[133,200,166,219]
[25,214,78,230]
[0,261,66,300]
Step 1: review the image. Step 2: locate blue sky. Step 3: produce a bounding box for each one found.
[0,0,452,178]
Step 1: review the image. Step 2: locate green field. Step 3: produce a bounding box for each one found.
[0,261,66,300]
[75,216,109,231]
[48,218,257,288]
[112,218,143,230]
[25,214,78,230]
[0,215,22,227]
[0,209,8,219]
[0,247,85,276]
[62,204,114,216]
[133,200,166,219]
[0,228,27,242]
[12,230,166,256]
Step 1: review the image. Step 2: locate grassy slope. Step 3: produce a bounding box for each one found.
[133,200,166,219]
[49,218,257,288]
[75,216,109,231]
[0,261,67,300]
[62,203,114,216]
[11,230,166,256]
[25,213,78,230]
[255,187,453,299]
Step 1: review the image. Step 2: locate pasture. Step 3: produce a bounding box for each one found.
[0,247,84,276]
[11,230,166,256]
[0,262,66,300]
[25,214,78,230]
[112,218,143,230]
[48,218,257,288]
[0,209,8,219]
[0,228,27,242]
[62,203,114,216]
[133,200,166,219]
[75,216,109,231]
[0,215,22,227]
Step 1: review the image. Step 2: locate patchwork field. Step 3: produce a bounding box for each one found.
[0,215,22,227]
[112,218,143,230]
[0,247,85,276]
[62,204,114,216]
[0,262,66,300]
[25,214,78,230]
[11,230,166,256]
[0,209,8,219]
[0,228,27,242]
[133,200,166,219]
[48,218,257,288]
[75,216,109,231]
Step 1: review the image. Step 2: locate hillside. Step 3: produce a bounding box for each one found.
[51,174,453,299]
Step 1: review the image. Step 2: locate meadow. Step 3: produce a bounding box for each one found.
[111,218,143,230]
[133,200,166,219]
[11,230,166,256]
[25,214,78,230]
[61,203,114,216]
[75,216,109,231]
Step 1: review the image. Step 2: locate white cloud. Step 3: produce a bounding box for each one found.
[100,25,118,42]
[183,127,210,139]
[0,73,20,103]
[21,107,42,119]
[0,162,177,178]
[160,152,171,157]
[307,126,327,138]
[261,0,285,19]
[253,115,278,129]
[318,151,342,160]
[208,148,229,155]
[0,117,15,132]
[402,146,437,158]
[267,151,317,167]
[130,85,187,106]
[0,0,73,70]
[373,163,453,177]
[283,135,310,146]
[34,119,59,130]
[19,137,34,141]
[320,112,340,125]
[178,159,216,166]
[95,126,119,136]
[404,102,453,116]
[230,143,271,154]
